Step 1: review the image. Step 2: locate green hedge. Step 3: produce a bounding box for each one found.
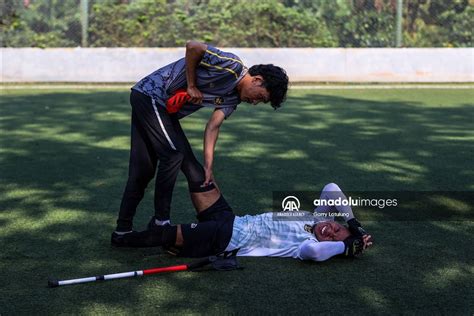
[1,0,472,47]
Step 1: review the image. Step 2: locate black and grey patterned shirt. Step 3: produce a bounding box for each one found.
[132,44,246,119]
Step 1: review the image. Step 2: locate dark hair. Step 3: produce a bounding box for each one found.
[248,64,289,109]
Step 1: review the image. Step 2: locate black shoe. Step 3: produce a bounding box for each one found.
[147,216,170,231]
[111,231,134,247]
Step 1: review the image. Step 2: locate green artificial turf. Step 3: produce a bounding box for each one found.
[1,87,473,314]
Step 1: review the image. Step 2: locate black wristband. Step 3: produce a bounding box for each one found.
[343,236,363,257]
[347,218,367,236]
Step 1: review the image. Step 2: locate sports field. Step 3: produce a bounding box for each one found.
[1,87,473,314]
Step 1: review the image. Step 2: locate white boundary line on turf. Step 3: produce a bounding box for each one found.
[1,84,473,90]
[291,84,474,89]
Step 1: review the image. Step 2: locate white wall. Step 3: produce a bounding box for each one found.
[1,47,473,82]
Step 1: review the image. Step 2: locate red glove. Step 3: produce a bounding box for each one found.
[166,89,190,113]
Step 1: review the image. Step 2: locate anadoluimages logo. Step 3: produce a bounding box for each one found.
[281,196,300,212]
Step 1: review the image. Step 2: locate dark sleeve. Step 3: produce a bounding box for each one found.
[200,45,244,80]
[217,106,237,120]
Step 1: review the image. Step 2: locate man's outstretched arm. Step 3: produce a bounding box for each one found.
[298,236,373,262]
[298,239,345,262]
[203,110,225,185]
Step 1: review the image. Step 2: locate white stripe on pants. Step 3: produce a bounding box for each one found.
[151,99,177,150]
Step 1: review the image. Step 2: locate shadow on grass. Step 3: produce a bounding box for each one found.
[0,89,473,314]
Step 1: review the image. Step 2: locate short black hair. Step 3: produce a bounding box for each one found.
[248,64,289,109]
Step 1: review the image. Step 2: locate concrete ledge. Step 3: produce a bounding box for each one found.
[1,47,473,83]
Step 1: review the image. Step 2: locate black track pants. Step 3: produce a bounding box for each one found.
[116,90,205,231]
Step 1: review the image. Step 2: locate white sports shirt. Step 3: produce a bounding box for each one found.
[225,212,345,261]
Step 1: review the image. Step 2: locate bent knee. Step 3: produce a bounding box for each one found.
[170,150,185,161]
[160,150,185,165]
